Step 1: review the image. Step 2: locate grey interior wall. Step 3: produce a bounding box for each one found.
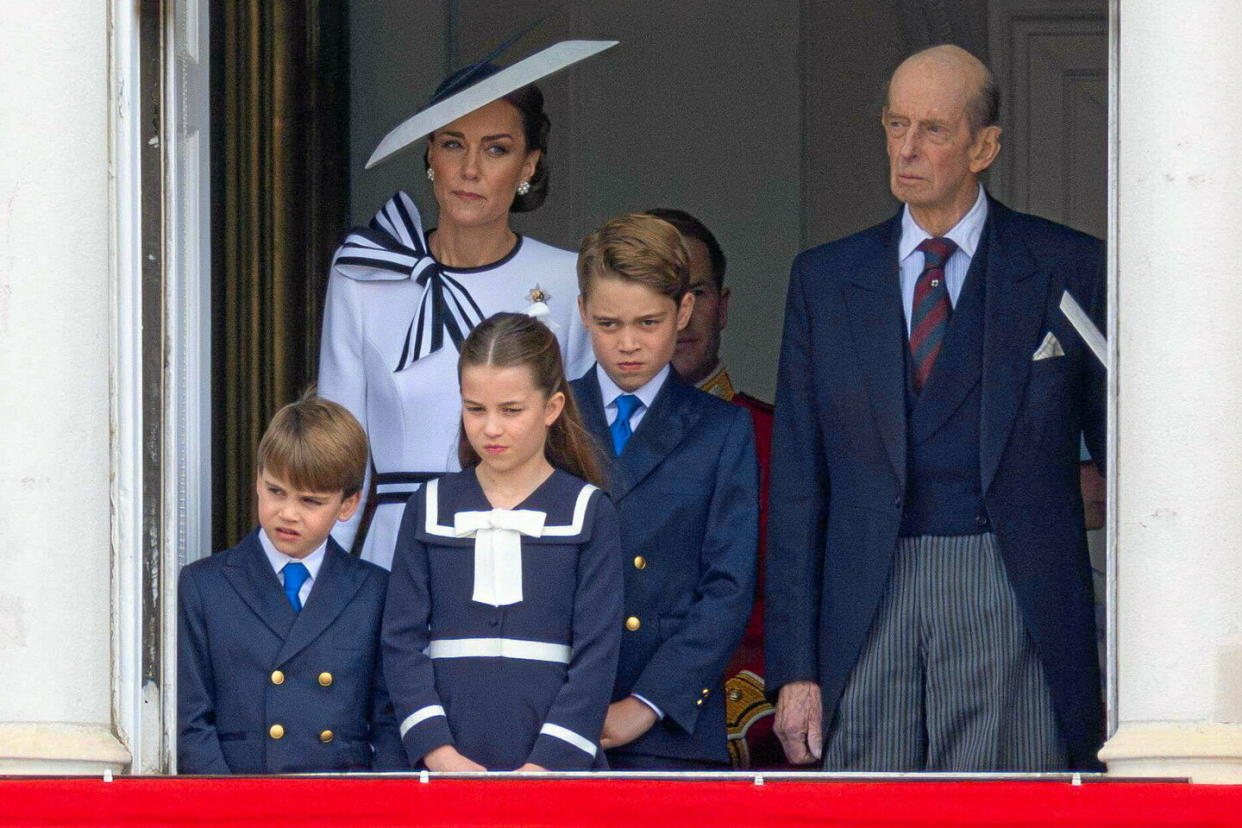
[986,0,1108,237]
[349,1,448,225]
[802,0,989,245]
[348,1,990,401]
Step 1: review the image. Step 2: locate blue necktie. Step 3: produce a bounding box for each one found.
[282,562,310,612]
[610,394,642,456]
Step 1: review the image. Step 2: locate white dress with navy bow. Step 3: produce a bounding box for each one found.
[383,469,623,770]
[318,192,593,568]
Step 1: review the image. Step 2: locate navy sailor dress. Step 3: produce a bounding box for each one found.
[383,468,622,770]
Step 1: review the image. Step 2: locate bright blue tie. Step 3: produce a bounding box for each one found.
[282,562,310,612]
[610,394,642,456]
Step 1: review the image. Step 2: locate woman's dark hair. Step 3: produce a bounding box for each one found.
[423,63,551,213]
[500,83,551,212]
[457,313,605,487]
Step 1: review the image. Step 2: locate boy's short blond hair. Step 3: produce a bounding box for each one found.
[577,213,690,303]
[256,394,368,497]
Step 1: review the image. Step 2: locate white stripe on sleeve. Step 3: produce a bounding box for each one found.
[539,723,597,757]
[399,704,446,738]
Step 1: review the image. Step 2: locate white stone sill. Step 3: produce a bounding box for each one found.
[0,722,131,775]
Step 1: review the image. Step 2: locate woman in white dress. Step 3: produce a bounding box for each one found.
[319,45,613,568]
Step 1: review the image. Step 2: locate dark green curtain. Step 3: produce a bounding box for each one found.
[211,0,351,551]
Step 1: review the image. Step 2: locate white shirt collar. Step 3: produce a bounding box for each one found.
[898,184,989,263]
[259,529,327,582]
[595,362,670,413]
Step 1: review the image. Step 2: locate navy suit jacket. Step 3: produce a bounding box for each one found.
[571,366,758,764]
[765,197,1107,770]
[178,530,405,773]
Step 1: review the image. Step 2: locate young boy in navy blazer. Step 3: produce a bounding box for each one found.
[178,395,404,773]
[571,213,759,769]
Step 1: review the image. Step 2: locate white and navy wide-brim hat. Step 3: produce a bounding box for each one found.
[366,39,618,170]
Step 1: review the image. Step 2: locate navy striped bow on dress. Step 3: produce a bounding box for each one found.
[909,237,958,392]
[331,191,486,371]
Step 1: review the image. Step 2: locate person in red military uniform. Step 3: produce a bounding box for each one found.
[646,208,785,769]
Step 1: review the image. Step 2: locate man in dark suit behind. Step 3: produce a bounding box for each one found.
[766,45,1106,772]
[645,206,785,770]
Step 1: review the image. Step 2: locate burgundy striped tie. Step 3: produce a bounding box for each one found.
[909,237,958,392]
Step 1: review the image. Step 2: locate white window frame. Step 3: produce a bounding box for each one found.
[112,0,212,773]
[110,0,146,772]
[117,0,1121,774]
[1105,0,1120,739]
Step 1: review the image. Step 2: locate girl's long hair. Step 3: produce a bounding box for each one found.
[457,313,606,488]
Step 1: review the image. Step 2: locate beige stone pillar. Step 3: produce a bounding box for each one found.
[1099,0,1242,783]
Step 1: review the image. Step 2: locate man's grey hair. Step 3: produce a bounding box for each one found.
[969,67,1001,132]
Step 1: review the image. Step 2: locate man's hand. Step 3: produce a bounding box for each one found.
[600,696,658,750]
[423,744,487,772]
[1080,461,1106,530]
[774,681,823,765]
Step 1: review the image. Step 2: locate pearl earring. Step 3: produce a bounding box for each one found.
[426,168,435,182]
[517,180,531,196]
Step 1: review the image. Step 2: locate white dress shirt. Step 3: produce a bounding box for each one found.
[899,184,989,334]
[259,530,326,606]
[595,363,671,430]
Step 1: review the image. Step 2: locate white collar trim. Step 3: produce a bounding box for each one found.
[422,477,598,538]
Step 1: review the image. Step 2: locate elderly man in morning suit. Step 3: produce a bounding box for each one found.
[765,45,1106,771]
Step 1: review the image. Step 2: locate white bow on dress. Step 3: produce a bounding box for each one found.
[453,508,547,606]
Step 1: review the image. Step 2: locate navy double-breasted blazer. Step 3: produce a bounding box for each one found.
[572,367,758,764]
[177,530,405,773]
[765,196,1107,770]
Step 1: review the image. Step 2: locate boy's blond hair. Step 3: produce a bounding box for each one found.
[577,213,690,303]
[256,393,368,497]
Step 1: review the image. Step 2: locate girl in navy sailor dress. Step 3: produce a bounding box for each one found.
[383,313,621,771]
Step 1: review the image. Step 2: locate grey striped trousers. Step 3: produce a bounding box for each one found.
[823,532,1066,772]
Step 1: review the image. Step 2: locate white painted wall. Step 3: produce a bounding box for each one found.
[0,1,126,769]
[1100,0,1242,783]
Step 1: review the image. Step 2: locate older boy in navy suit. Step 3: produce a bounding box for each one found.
[178,396,404,773]
[571,213,758,769]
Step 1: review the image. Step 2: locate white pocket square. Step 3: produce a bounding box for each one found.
[1032,331,1065,361]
